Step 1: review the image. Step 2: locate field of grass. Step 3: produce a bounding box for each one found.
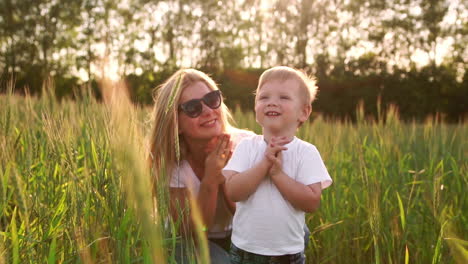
[1,83,467,263]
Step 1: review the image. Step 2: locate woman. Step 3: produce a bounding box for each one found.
[148,69,253,263]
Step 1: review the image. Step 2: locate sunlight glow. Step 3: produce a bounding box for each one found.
[70,0,464,82]
[78,68,89,82]
[411,50,430,66]
[99,57,121,81]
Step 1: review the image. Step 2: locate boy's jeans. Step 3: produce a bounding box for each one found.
[173,238,230,264]
[229,243,305,264]
[174,226,310,263]
[229,225,309,264]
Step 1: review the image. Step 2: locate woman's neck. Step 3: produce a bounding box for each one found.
[184,137,209,168]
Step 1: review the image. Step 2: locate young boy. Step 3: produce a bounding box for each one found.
[222,66,332,264]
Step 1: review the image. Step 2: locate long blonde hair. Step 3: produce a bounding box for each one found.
[148,69,233,180]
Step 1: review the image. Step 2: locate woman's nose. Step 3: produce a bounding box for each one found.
[200,102,215,116]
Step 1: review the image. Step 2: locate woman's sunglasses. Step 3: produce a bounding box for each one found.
[178,90,222,118]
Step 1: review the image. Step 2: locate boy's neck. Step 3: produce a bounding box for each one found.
[262,129,296,143]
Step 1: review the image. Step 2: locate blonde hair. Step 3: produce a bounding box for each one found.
[148,69,233,180]
[256,66,318,104]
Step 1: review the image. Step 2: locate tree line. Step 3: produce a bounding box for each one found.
[1,0,467,121]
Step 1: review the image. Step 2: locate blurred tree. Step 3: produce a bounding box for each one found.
[1,0,83,93]
[420,0,449,66]
[77,0,102,83]
[195,0,246,72]
[295,0,338,69]
[0,0,465,121]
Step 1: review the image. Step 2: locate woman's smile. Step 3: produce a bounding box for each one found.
[200,118,218,128]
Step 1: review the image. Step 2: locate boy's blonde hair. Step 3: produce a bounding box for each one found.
[256,66,318,104]
[148,69,233,181]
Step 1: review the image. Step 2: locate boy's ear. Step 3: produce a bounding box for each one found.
[299,104,312,123]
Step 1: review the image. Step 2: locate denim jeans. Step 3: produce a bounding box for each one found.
[229,243,305,264]
[228,225,310,264]
[173,237,231,264]
[304,225,310,249]
[173,226,310,264]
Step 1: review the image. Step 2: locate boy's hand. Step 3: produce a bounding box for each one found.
[268,151,283,177]
[264,136,288,172]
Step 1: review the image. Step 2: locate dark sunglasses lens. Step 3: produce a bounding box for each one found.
[180,90,221,118]
[182,100,203,117]
[204,91,221,109]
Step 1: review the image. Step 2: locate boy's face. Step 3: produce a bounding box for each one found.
[255,79,310,134]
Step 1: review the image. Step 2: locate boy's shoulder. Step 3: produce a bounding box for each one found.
[292,137,317,150]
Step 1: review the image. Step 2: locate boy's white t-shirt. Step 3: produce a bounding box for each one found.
[169,128,255,238]
[222,135,332,255]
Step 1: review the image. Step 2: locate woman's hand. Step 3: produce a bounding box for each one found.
[204,134,232,185]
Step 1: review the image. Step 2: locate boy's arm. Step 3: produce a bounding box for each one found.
[224,158,270,202]
[269,151,322,212]
[224,137,289,202]
[271,172,322,212]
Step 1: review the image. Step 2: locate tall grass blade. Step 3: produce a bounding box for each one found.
[0,239,5,264]
[166,74,182,114]
[432,224,444,264]
[10,208,18,264]
[47,237,57,264]
[0,164,11,214]
[405,245,409,264]
[101,79,166,262]
[396,191,406,230]
[188,193,210,264]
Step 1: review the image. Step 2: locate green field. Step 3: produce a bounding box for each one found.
[1,85,467,263]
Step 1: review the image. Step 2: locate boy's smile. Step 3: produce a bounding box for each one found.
[255,79,310,138]
[265,111,280,116]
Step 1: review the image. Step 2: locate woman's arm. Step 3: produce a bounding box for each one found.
[169,182,223,235]
[197,172,223,228]
[170,134,232,233]
[198,134,232,227]
[221,183,236,214]
[169,187,192,234]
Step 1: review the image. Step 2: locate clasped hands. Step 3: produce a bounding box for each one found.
[264,136,289,177]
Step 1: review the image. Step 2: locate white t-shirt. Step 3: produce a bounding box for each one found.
[222,135,332,255]
[169,128,255,238]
